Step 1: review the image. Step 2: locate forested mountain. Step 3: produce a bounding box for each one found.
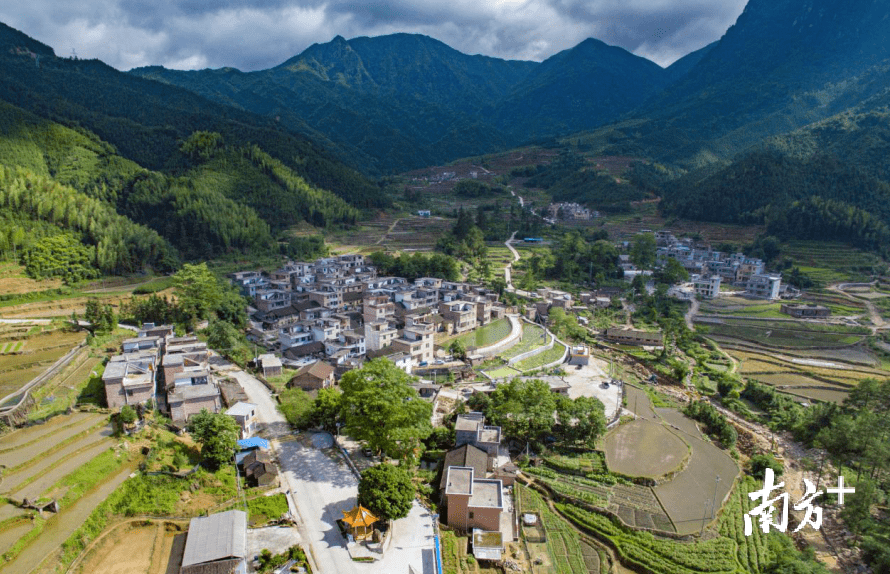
[0,24,383,280]
[130,33,675,174]
[490,38,669,139]
[575,0,890,167]
[0,23,381,208]
[132,34,536,175]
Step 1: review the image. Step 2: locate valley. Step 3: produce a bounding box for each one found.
[1,1,890,574]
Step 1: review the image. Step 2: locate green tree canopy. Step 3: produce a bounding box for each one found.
[173,263,223,324]
[630,232,656,269]
[186,409,240,469]
[278,387,315,428]
[339,358,432,460]
[357,463,415,521]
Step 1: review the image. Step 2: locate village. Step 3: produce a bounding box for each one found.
[84,233,828,574]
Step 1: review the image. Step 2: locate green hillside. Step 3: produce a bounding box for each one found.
[0,22,382,209]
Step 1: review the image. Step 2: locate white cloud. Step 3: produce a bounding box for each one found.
[0,0,748,70]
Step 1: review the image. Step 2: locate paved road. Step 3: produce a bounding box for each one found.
[504,231,520,290]
[226,366,436,574]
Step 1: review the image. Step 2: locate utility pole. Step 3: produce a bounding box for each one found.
[711,475,721,519]
[699,498,710,537]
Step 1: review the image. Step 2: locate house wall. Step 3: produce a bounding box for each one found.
[170,395,221,423]
[468,506,501,532]
[289,373,330,391]
[446,493,470,531]
[104,379,126,409]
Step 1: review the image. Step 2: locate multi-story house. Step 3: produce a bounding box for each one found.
[103,353,157,409]
[439,301,477,334]
[365,320,398,352]
[693,275,722,299]
[746,274,782,300]
[392,316,435,364]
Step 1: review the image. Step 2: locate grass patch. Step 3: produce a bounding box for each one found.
[515,342,566,372]
[501,323,548,359]
[452,318,512,349]
[246,493,289,526]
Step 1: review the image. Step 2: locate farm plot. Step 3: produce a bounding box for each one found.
[0,426,114,495]
[653,428,739,536]
[0,412,107,469]
[602,420,688,480]
[484,366,521,380]
[0,327,86,400]
[517,484,598,574]
[72,520,185,574]
[526,454,676,533]
[703,322,864,348]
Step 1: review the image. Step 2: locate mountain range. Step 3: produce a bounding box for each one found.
[1,0,890,275]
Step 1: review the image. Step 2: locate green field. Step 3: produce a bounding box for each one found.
[514,342,567,371]
[501,323,548,359]
[452,318,512,349]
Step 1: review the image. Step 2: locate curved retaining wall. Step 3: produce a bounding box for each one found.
[468,315,523,359]
[507,333,554,365]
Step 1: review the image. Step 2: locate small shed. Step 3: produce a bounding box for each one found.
[257,354,282,378]
[342,505,378,541]
[180,510,247,574]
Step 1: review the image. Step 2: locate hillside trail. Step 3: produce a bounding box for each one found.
[504,230,520,290]
[684,297,700,331]
[829,281,886,333]
[374,218,401,245]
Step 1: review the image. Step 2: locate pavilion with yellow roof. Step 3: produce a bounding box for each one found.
[342,505,378,541]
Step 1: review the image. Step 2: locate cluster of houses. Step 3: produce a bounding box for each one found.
[231,255,512,380]
[102,323,222,428]
[654,231,785,300]
[545,202,597,221]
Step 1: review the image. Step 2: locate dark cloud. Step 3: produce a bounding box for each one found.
[0,0,747,71]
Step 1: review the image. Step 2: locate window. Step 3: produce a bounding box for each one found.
[469,512,474,519]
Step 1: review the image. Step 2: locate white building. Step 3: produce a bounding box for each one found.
[693,275,722,299]
[746,274,782,300]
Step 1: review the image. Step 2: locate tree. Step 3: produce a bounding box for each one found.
[555,395,606,447]
[630,233,656,269]
[657,257,690,285]
[749,453,784,480]
[85,298,116,334]
[186,409,240,469]
[205,319,250,364]
[486,379,557,443]
[307,387,342,432]
[448,340,467,361]
[357,463,414,521]
[119,404,137,425]
[278,387,315,428]
[339,358,432,460]
[173,263,223,325]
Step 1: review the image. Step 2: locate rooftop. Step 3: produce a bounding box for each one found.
[225,402,257,417]
[439,445,488,491]
[469,479,503,509]
[181,510,246,567]
[444,466,474,496]
[169,384,220,402]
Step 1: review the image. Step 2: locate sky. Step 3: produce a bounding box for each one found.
[0,0,748,71]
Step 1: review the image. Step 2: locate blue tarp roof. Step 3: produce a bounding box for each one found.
[237,437,269,450]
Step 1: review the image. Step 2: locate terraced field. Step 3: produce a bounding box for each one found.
[602,419,688,479]
[0,412,129,574]
[0,327,86,400]
[514,342,566,371]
